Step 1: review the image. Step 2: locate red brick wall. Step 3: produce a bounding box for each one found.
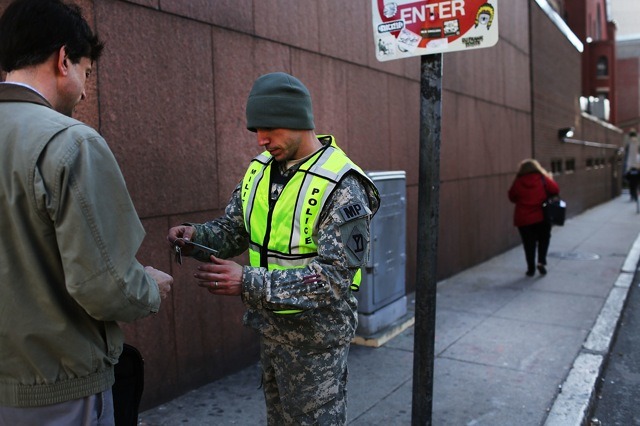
[531,4,622,216]
[433,0,533,277]
[616,57,640,129]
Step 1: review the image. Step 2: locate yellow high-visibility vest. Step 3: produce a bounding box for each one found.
[241,136,372,314]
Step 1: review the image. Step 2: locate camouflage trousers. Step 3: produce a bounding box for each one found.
[260,337,350,425]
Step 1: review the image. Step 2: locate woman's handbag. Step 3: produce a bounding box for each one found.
[541,176,566,226]
[543,195,566,226]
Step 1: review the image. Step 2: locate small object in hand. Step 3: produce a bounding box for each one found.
[175,238,218,259]
[174,245,182,265]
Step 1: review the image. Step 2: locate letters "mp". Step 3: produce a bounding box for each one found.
[342,204,363,219]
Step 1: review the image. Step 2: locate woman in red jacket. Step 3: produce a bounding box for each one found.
[508,159,560,276]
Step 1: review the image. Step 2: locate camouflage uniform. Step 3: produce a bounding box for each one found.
[191,138,379,425]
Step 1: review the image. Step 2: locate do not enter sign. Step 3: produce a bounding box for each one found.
[373,0,499,61]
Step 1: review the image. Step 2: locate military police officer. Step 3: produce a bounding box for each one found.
[168,72,379,425]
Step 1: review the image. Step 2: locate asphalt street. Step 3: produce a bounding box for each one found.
[589,261,640,425]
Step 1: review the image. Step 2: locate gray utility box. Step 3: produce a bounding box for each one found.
[355,171,407,336]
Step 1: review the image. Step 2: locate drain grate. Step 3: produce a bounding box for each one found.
[548,251,600,260]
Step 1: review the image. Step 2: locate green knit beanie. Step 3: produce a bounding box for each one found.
[246,72,315,132]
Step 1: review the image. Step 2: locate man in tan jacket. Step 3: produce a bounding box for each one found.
[0,1,172,424]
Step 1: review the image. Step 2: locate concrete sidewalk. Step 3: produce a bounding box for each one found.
[139,194,640,425]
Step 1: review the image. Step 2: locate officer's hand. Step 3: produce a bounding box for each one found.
[194,256,243,296]
[167,225,196,258]
[167,225,196,246]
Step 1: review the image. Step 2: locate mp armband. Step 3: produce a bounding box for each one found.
[338,202,371,266]
[338,202,369,222]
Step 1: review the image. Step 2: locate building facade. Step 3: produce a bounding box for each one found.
[616,38,640,131]
[0,0,624,408]
[610,0,640,133]
[565,0,617,122]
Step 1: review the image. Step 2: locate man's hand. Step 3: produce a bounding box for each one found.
[193,256,243,296]
[167,225,197,257]
[167,225,196,246]
[145,266,173,299]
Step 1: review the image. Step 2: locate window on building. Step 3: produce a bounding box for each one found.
[596,56,608,77]
[586,158,594,169]
[551,158,563,174]
[565,159,575,173]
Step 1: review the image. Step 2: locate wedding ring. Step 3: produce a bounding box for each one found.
[214,281,219,288]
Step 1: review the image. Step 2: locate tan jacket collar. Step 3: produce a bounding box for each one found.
[0,83,52,109]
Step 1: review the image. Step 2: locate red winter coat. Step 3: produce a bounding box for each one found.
[508,172,560,227]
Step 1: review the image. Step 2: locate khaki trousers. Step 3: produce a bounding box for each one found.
[0,389,114,426]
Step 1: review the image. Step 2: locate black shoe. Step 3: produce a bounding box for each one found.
[537,264,547,275]
[526,269,535,277]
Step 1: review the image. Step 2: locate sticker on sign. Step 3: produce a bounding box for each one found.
[373,0,499,61]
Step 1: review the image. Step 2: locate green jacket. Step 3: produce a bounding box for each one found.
[0,83,160,407]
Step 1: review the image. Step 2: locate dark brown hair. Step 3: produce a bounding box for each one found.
[0,0,104,72]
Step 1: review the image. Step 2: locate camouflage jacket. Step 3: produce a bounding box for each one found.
[192,157,379,349]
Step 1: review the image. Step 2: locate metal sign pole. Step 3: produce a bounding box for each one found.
[411,52,442,426]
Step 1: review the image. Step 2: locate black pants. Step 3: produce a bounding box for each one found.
[517,221,552,272]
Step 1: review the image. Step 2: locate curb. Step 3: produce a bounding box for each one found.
[543,232,640,426]
[352,313,415,348]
